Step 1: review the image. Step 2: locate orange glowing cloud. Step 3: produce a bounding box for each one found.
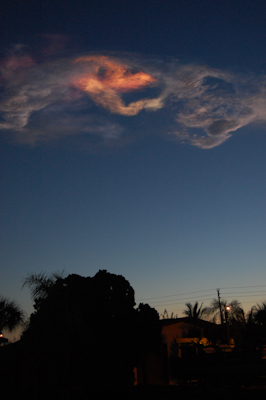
[72,56,162,116]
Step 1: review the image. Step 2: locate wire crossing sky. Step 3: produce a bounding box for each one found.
[1,1,266,329]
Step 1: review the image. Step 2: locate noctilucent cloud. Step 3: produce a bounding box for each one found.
[1,1,266,338]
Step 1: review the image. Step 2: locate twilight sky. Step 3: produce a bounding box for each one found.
[1,0,266,333]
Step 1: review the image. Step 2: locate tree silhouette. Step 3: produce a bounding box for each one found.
[205,298,244,324]
[160,309,178,319]
[0,295,24,333]
[183,301,207,319]
[246,306,257,325]
[254,301,266,326]
[238,304,266,349]
[21,270,161,399]
[22,271,65,310]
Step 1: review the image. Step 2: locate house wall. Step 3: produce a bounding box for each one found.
[162,322,206,354]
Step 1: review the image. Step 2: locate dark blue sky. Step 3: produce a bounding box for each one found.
[1,0,266,335]
[2,0,266,69]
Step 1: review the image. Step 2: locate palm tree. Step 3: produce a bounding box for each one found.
[254,301,266,326]
[183,301,207,319]
[0,295,24,332]
[22,271,65,310]
[160,309,178,319]
[205,298,244,324]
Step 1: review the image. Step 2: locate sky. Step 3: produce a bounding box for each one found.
[1,0,266,337]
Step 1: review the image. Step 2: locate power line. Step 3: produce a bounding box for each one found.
[219,290,266,295]
[219,285,266,290]
[151,293,266,308]
[136,285,266,303]
[136,288,216,302]
[146,294,215,306]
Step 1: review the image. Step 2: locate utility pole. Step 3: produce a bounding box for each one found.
[224,305,231,345]
[217,289,224,324]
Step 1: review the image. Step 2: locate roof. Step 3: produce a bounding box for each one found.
[160,317,217,329]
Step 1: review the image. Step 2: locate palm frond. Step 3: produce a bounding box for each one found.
[183,301,207,318]
[0,295,25,331]
[22,271,66,302]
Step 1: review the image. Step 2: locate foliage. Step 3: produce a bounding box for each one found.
[21,270,161,398]
[205,298,244,325]
[160,309,178,319]
[22,271,65,310]
[254,301,266,326]
[0,295,24,332]
[183,301,208,319]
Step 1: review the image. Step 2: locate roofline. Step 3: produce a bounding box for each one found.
[160,317,217,328]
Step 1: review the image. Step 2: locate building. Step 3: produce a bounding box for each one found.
[161,317,220,357]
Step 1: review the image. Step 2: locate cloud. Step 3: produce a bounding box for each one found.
[166,66,266,148]
[71,56,162,116]
[0,53,163,145]
[1,50,266,148]
[12,110,124,146]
